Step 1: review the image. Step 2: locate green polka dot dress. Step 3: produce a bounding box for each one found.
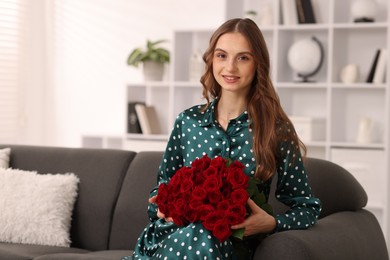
[124,99,321,259]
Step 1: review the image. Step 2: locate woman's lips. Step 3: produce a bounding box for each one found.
[223,75,240,83]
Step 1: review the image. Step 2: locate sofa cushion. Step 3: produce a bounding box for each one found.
[0,242,88,260]
[0,168,79,247]
[109,151,163,250]
[0,145,136,251]
[34,250,132,260]
[0,147,10,168]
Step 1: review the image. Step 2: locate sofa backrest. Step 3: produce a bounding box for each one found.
[108,152,368,250]
[269,157,368,218]
[109,151,163,250]
[1,145,136,251]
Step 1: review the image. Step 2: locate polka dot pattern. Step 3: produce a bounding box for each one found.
[125,100,321,259]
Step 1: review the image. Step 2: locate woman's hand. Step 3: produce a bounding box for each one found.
[231,198,276,236]
[149,195,173,222]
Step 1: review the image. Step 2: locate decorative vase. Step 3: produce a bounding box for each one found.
[143,61,164,81]
[351,0,377,22]
[356,117,373,143]
[340,64,360,83]
[189,50,204,82]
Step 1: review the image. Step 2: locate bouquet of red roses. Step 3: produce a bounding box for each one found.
[155,155,251,242]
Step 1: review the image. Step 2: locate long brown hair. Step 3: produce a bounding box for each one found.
[200,18,306,181]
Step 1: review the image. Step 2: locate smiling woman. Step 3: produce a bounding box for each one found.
[124,18,321,260]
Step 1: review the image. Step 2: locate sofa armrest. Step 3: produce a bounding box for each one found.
[254,210,388,260]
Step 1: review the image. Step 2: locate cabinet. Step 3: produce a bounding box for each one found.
[124,0,389,246]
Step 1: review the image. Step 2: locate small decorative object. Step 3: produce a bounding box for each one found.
[189,49,204,82]
[127,39,170,81]
[356,117,373,143]
[351,0,377,23]
[340,64,360,83]
[287,36,324,82]
[258,4,274,26]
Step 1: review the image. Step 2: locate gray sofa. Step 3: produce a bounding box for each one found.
[0,144,388,260]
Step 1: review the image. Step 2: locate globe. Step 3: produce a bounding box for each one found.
[287,36,324,82]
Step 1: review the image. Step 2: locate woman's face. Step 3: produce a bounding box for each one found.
[212,32,256,97]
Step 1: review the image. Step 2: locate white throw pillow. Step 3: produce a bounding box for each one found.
[0,148,11,168]
[0,168,79,247]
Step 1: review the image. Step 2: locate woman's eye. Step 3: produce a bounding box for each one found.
[215,53,226,59]
[238,55,249,61]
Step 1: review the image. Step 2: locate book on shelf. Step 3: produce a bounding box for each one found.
[127,102,144,134]
[281,0,298,25]
[366,49,381,83]
[372,48,387,84]
[295,0,316,24]
[134,104,161,135]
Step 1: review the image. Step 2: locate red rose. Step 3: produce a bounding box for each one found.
[228,204,247,219]
[221,181,233,199]
[174,198,187,212]
[202,175,222,193]
[213,219,232,242]
[203,166,218,178]
[180,167,194,180]
[180,178,194,193]
[191,155,211,172]
[202,210,224,231]
[158,203,169,217]
[230,188,249,205]
[226,167,250,190]
[192,186,207,201]
[156,183,169,204]
[210,156,227,172]
[207,190,222,205]
[168,168,184,189]
[188,199,204,210]
[226,211,245,225]
[226,203,246,225]
[194,172,206,186]
[229,160,245,170]
[198,204,215,221]
[184,207,198,223]
[217,199,230,213]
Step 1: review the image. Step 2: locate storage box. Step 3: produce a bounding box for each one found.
[289,116,326,142]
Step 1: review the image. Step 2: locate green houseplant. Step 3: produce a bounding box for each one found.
[127,39,170,81]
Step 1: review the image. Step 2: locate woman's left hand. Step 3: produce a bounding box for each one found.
[230,198,276,236]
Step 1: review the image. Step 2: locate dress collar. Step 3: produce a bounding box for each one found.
[199,99,251,127]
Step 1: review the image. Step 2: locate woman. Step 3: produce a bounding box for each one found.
[125,18,321,259]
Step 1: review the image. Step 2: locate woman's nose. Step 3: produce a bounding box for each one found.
[226,58,237,72]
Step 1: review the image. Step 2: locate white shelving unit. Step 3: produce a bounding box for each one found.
[123,0,390,248]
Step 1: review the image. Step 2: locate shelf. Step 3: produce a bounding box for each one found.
[330,142,385,150]
[126,133,168,141]
[333,22,389,29]
[331,83,387,89]
[276,82,327,88]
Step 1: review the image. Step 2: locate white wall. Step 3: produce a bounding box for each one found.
[23,0,225,147]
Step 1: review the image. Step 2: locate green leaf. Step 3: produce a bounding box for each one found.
[127,39,170,67]
[231,228,245,240]
[252,192,266,206]
[261,203,273,215]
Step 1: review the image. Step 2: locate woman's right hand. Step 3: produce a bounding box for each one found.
[149,195,173,222]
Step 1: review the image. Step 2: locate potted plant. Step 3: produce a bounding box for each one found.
[127,39,170,81]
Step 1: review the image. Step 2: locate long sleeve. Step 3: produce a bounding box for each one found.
[147,113,184,221]
[274,140,321,231]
